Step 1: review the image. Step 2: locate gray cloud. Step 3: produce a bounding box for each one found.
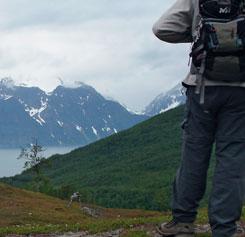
[0,0,190,111]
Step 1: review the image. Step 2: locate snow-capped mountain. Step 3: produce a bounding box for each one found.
[0,78,148,148]
[144,83,186,116]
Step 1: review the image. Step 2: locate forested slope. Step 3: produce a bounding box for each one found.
[2,105,214,210]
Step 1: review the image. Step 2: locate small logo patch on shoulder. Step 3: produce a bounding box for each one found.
[219,7,231,14]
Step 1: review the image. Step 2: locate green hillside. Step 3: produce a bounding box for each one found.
[0,182,166,236]
[0,183,220,237]
[2,106,213,211]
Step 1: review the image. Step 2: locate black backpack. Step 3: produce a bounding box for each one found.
[199,0,242,19]
[191,0,245,96]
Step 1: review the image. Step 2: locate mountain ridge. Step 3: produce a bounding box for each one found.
[144,84,186,116]
[0,78,147,148]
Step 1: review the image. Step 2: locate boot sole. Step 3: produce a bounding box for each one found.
[156,226,194,236]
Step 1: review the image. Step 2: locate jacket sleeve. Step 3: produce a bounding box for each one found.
[152,0,194,43]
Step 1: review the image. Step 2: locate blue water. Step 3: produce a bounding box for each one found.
[0,146,77,178]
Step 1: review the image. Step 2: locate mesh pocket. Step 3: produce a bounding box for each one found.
[203,17,245,82]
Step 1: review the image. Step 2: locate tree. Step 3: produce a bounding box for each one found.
[18,139,47,191]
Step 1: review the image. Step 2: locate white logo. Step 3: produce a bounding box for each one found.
[219,7,231,14]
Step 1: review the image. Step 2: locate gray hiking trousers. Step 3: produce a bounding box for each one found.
[172,86,245,237]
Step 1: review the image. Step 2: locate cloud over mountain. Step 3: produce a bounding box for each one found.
[0,0,190,111]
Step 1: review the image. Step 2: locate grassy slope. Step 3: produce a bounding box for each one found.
[2,106,213,210]
[0,182,88,227]
[0,182,224,237]
[0,182,166,235]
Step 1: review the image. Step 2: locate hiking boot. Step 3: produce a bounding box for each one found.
[232,223,245,237]
[156,219,194,236]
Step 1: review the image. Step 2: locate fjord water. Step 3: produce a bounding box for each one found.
[0,146,77,178]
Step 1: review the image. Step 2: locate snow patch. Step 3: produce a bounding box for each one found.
[76,125,83,132]
[125,106,145,115]
[92,126,98,136]
[79,97,87,106]
[0,95,13,101]
[57,120,64,127]
[160,100,181,113]
[102,127,111,132]
[27,108,39,117]
[18,99,24,104]
[25,97,48,125]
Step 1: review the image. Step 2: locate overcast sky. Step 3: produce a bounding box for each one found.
[0,0,190,111]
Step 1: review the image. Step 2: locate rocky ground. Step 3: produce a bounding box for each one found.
[6,223,212,237]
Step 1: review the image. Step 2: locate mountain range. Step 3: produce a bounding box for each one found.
[144,84,186,116]
[0,77,187,148]
[0,78,147,148]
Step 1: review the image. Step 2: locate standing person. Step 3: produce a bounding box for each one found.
[152,0,245,236]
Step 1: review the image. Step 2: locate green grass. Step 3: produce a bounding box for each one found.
[0,182,166,236]
[1,182,242,237]
[0,217,166,236]
[0,183,215,236]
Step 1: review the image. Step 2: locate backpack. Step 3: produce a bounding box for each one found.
[191,0,245,102]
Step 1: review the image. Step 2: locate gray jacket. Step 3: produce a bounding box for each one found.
[153,0,245,87]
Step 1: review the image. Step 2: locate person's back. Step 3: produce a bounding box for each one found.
[153,1,245,236]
